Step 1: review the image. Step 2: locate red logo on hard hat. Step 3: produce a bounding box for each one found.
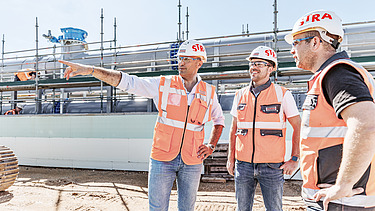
[192,44,205,52]
[265,49,276,58]
[299,12,333,26]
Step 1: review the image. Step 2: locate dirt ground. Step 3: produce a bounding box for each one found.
[0,166,306,211]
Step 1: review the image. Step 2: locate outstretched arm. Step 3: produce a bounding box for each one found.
[314,101,375,210]
[59,60,122,87]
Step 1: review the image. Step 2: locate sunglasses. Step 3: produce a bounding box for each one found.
[249,61,270,68]
[178,57,201,62]
[292,36,315,46]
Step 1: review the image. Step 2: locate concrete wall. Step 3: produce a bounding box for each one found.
[0,112,301,179]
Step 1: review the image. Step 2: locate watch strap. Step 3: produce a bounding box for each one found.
[291,156,299,162]
[207,144,215,152]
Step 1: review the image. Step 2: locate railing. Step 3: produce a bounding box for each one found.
[1,20,375,114]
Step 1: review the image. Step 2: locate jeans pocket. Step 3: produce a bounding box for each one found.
[266,162,283,170]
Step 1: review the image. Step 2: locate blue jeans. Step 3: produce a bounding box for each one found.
[235,160,284,211]
[148,153,203,211]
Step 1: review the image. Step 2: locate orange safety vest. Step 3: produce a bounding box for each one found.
[15,71,33,81]
[4,109,16,115]
[151,75,215,165]
[235,83,288,163]
[301,59,375,207]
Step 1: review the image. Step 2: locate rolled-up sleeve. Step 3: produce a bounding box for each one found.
[116,72,160,99]
[211,92,225,126]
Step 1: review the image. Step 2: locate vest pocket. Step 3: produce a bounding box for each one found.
[191,130,205,157]
[237,103,247,121]
[260,129,283,137]
[153,123,174,152]
[260,104,281,114]
[235,129,247,152]
[189,98,208,125]
[167,93,181,106]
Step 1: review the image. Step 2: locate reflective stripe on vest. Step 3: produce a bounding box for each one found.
[160,78,171,118]
[201,82,213,124]
[152,75,215,165]
[156,116,204,132]
[159,77,212,125]
[237,121,286,129]
[274,84,285,124]
[16,72,32,81]
[301,126,347,139]
[235,83,288,163]
[301,59,375,206]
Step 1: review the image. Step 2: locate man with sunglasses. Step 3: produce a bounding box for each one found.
[59,39,224,211]
[227,46,301,210]
[285,10,375,210]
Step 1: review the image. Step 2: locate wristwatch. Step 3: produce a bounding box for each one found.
[207,144,215,152]
[291,156,299,162]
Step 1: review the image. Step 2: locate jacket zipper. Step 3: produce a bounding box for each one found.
[251,96,258,163]
[180,105,190,152]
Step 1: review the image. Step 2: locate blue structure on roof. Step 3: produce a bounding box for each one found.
[170,42,180,70]
[45,27,88,44]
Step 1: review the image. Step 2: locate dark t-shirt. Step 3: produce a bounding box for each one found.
[322,64,373,119]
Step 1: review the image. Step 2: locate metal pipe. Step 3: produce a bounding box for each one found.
[53,44,57,79]
[2,40,112,55]
[1,34,3,114]
[100,8,104,113]
[273,0,278,83]
[1,34,4,82]
[178,0,182,41]
[35,17,40,114]
[113,17,117,112]
[2,45,116,60]
[3,33,374,62]
[186,7,189,40]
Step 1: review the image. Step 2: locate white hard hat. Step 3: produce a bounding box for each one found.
[285,10,344,49]
[177,40,207,62]
[246,46,278,68]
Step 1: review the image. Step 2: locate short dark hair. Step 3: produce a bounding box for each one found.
[29,71,36,76]
[267,60,276,68]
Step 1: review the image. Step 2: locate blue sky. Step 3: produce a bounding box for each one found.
[0,0,374,52]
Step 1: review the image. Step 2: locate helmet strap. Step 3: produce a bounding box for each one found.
[318,29,340,49]
[330,39,340,49]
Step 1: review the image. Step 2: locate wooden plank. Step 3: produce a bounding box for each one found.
[214,144,228,151]
[206,172,231,176]
[209,151,227,158]
[208,166,228,172]
[203,157,227,165]
[1,160,18,167]
[0,150,14,155]
[202,174,234,181]
[201,176,227,183]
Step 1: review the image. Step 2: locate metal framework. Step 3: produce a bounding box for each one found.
[1,10,375,115]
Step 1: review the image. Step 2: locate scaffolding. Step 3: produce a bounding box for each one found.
[1,12,375,115]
